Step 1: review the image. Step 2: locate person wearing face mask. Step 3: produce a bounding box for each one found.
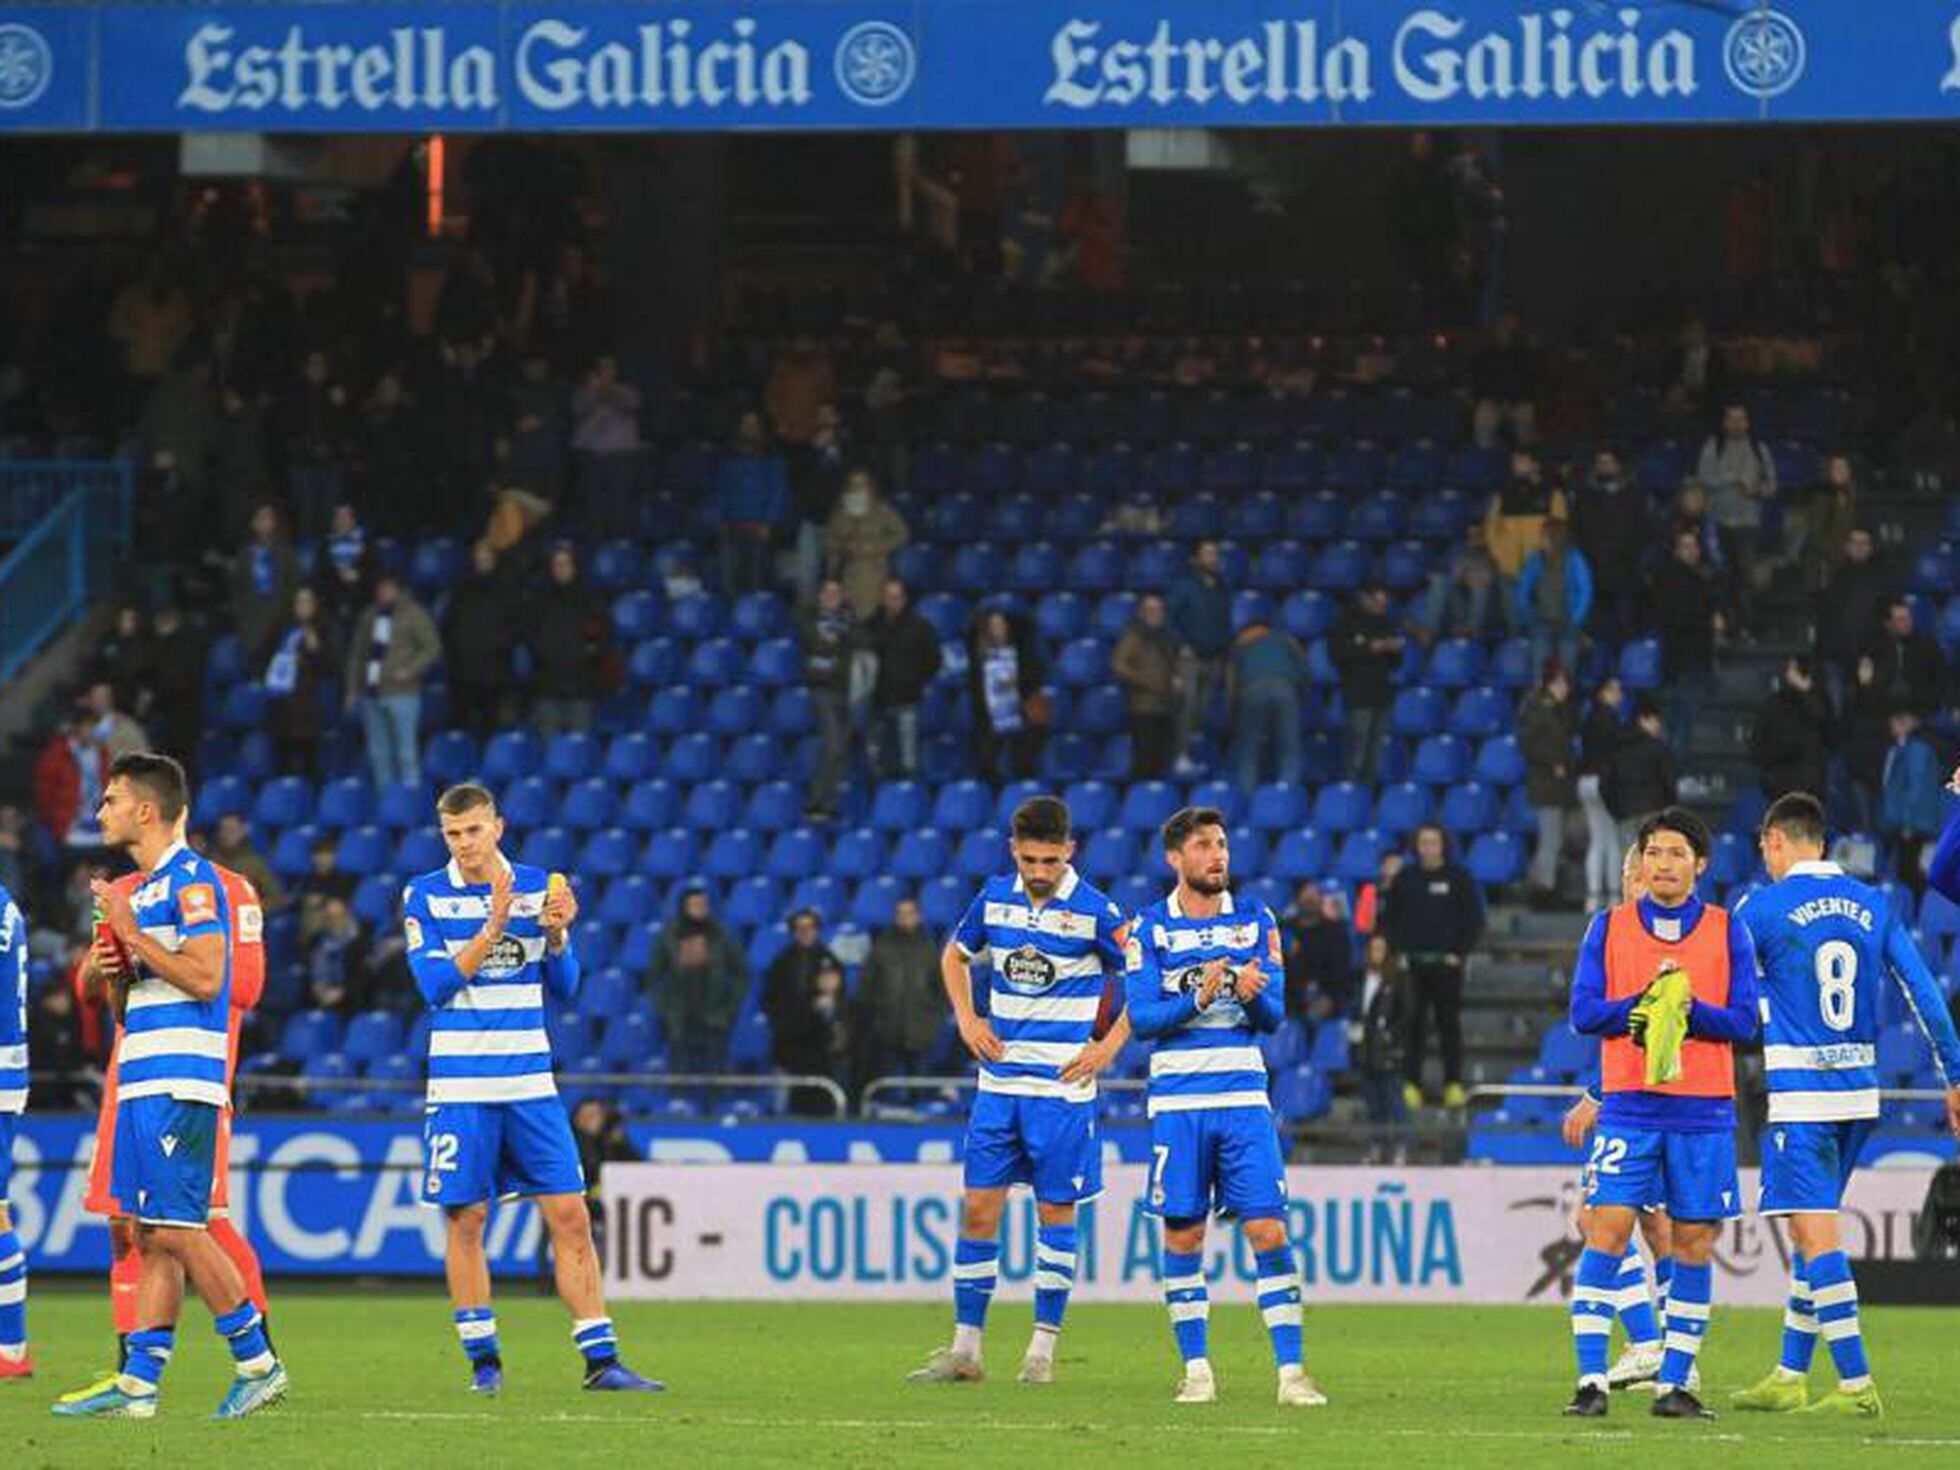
[824,468,909,620]
[1572,448,1650,651]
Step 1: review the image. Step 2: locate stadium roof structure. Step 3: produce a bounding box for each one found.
[1,1,1956,134]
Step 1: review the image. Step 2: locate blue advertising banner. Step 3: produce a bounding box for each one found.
[1,2,1959,134]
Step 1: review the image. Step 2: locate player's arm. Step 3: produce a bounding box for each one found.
[1684,913,1761,1042]
[1568,912,1637,1036]
[404,872,514,1005]
[1928,793,1960,904]
[1060,914,1134,1084]
[1883,917,1960,1087]
[93,877,225,1002]
[1122,929,1201,1038]
[541,877,581,1003]
[1232,910,1287,1034]
[942,894,1003,1062]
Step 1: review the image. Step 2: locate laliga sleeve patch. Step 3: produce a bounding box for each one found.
[1268,926,1284,966]
[1124,934,1143,972]
[404,916,424,951]
[237,904,264,944]
[178,883,218,928]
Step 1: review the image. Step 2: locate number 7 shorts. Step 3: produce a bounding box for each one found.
[422,1098,586,1208]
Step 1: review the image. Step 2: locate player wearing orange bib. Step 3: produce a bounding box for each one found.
[76,836,271,1371]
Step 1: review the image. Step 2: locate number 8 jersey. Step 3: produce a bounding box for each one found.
[1736,858,1960,1123]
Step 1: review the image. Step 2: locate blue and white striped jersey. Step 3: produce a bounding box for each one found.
[120,843,232,1108]
[1124,890,1285,1117]
[0,883,26,1115]
[1737,860,1960,1123]
[951,866,1128,1104]
[403,858,581,1106]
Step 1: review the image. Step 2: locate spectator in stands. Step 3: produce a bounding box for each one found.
[1603,696,1676,850]
[206,814,287,914]
[571,354,645,540]
[305,896,366,1013]
[282,348,351,543]
[762,910,839,1031]
[789,403,849,598]
[1281,881,1355,1024]
[1864,597,1946,720]
[442,544,517,741]
[1385,825,1484,1111]
[764,336,837,449]
[210,386,274,539]
[94,604,153,718]
[1112,592,1180,781]
[1168,541,1232,774]
[534,242,613,374]
[264,586,332,776]
[1229,619,1311,791]
[1799,453,1860,595]
[1470,312,1543,449]
[1515,518,1591,676]
[1816,528,1889,710]
[144,606,205,768]
[858,897,943,1083]
[355,370,424,535]
[1483,447,1567,626]
[1055,171,1126,293]
[1648,526,1722,756]
[28,983,92,1110]
[527,543,611,737]
[1517,661,1577,907]
[82,681,148,763]
[1844,654,1892,831]
[1696,401,1777,638]
[1332,584,1404,781]
[136,358,217,529]
[798,578,860,823]
[1354,852,1400,938]
[762,909,845,1109]
[968,609,1047,783]
[32,716,106,854]
[865,578,941,781]
[323,503,370,587]
[714,409,793,596]
[504,350,569,499]
[1749,656,1831,804]
[824,467,909,619]
[343,572,441,791]
[108,255,196,402]
[231,502,298,658]
[646,886,748,1074]
[1570,448,1647,650]
[1421,521,1498,639]
[1880,706,1946,895]
[1352,936,1410,1129]
[1577,676,1627,914]
[298,837,356,943]
[0,805,26,900]
[570,1101,637,1243]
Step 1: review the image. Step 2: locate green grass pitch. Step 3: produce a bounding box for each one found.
[2,1286,1956,1467]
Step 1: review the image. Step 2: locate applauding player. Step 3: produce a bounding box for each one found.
[1729,793,1960,1418]
[909,796,1130,1386]
[0,875,28,1379]
[1125,807,1324,1407]
[403,783,660,1395]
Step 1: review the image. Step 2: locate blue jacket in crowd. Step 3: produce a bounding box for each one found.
[1168,570,1233,659]
[1514,546,1594,629]
[714,453,792,528]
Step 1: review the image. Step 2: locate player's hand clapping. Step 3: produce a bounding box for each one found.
[1231,962,1268,1004]
[485,868,514,937]
[956,1011,1005,1063]
[1194,958,1230,1010]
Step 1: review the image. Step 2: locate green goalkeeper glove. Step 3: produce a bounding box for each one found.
[1633,964,1694,1086]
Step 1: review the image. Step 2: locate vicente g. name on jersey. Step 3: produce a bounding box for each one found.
[176,16,812,115]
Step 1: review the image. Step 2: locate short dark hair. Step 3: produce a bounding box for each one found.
[1162,805,1226,852]
[1011,796,1072,845]
[437,783,497,818]
[1761,792,1827,849]
[108,752,188,823]
[1637,806,1711,860]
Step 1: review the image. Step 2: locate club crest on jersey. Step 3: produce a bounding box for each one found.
[179,883,217,927]
[1001,944,1059,994]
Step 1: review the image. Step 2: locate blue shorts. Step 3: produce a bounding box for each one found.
[1147,1107,1289,1223]
[112,1096,219,1228]
[422,1097,585,1209]
[1759,1118,1877,1217]
[1584,1125,1740,1222]
[963,1090,1102,1205]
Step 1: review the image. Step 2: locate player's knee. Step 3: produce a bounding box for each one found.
[541,1195,594,1243]
[960,1193,1004,1238]
[1668,1224,1718,1264]
[1034,1201,1076,1229]
[1163,1219,1206,1253]
[1242,1217,1288,1254]
[110,1218,139,1261]
[446,1204,489,1244]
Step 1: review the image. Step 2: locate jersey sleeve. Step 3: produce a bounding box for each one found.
[1095,898,1129,975]
[950,890,988,958]
[171,868,226,944]
[1568,912,1636,1037]
[1884,912,1960,1083]
[1122,918,1196,1039]
[403,882,466,1008]
[1930,805,1960,905]
[1241,908,1287,1032]
[0,899,24,1049]
[1686,911,1761,1043]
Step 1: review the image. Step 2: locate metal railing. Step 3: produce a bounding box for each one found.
[0,462,135,682]
[227,1068,852,1119]
[859,1074,1149,1115]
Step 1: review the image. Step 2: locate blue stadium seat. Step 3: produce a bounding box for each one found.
[831,828,887,882]
[1009,543,1065,592]
[1272,1066,1330,1123]
[1278,590,1336,643]
[621,779,678,832]
[1618,639,1663,690]
[993,781,1045,827]
[343,1011,404,1065]
[1449,687,1511,739]
[1333,829,1391,882]
[932,780,993,831]
[706,685,765,738]
[642,828,702,882]
[1426,638,1486,690]
[1375,783,1433,836]
[1467,831,1525,886]
[743,780,802,832]
[765,827,827,880]
[1311,783,1372,834]
[1308,542,1369,592]
[600,1012,661,1068]
[950,543,1005,592]
[589,539,643,592]
[1349,494,1407,542]
[1094,592,1139,638]
[599,875,658,927]
[1389,687,1446,738]
[1060,780,1117,832]
[664,733,718,784]
[281,1009,343,1060]
[915,592,968,642]
[1066,541,1123,592]
[1074,684,1127,735]
[1244,782,1307,832]
[765,687,814,737]
[409,537,465,594]
[393,830,446,874]
[628,637,681,687]
[703,829,765,882]
[955,830,1005,880]
[892,828,953,881]
[1079,828,1135,886]
[1127,541,1183,589]
[544,731,600,783]
[1439,781,1500,836]
[668,594,723,641]
[519,826,577,873]
[919,876,968,931]
[334,825,391,878]
[1309,1021,1350,1072]
[251,775,314,830]
[1049,491,1103,543]
[578,827,642,879]
[1411,734,1470,787]
[500,775,556,830]
[1260,1019,1308,1073]
[1706,832,1751,887]
[1378,541,1432,593]
[686,637,744,688]
[612,590,662,642]
[1035,591,1089,643]
[871,782,929,832]
[196,773,252,826]
[350,873,401,929]
[1920,887,1960,943]
[375,781,426,831]
[561,778,616,831]
[962,443,1020,498]
[219,682,268,731]
[851,877,906,929]
[747,637,802,688]
[1023,444,1079,498]
[1119,781,1182,832]
[1269,829,1332,882]
[731,591,789,640]
[682,779,742,831]
[1056,637,1112,687]
[1232,589,1275,633]
[1474,735,1527,786]
[1250,542,1309,592]
[482,730,541,785]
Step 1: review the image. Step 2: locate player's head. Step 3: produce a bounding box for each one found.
[1759,791,1827,880]
[1009,796,1074,901]
[436,784,504,874]
[98,752,189,849]
[1635,806,1710,906]
[1161,805,1229,896]
[1620,841,1646,905]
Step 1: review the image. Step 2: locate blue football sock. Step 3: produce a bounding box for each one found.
[1659,1260,1713,1390]
[1614,1245,1659,1348]
[122,1327,173,1392]
[1779,1252,1817,1375]
[1032,1225,1077,1335]
[1806,1250,1872,1389]
[1253,1246,1304,1369]
[0,1228,26,1352]
[215,1300,275,1375]
[1162,1248,1210,1365]
[573,1316,619,1369]
[1652,1253,1673,1318]
[1569,1248,1620,1387]
[454,1307,500,1366]
[953,1238,999,1333]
